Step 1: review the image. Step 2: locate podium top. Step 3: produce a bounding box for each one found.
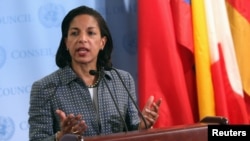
[82,123,208,141]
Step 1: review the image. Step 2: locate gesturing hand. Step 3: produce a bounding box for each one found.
[55,109,88,140]
[139,96,162,129]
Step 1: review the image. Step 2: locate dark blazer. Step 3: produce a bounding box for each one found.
[28,66,140,141]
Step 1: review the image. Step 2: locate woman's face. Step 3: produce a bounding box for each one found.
[65,14,106,66]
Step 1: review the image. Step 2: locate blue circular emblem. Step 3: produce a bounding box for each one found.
[0,47,6,69]
[0,117,15,141]
[38,3,65,28]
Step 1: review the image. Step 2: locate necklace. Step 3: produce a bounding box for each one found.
[87,74,100,88]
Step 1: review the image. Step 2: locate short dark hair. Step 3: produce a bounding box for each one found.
[55,5,113,69]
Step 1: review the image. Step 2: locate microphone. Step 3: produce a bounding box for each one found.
[89,69,129,133]
[89,70,99,76]
[105,67,148,129]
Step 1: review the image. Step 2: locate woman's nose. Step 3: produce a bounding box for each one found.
[78,33,87,42]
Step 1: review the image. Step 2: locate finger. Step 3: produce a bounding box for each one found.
[56,109,67,121]
[56,110,74,131]
[148,113,158,122]
[71,119,87,135]
[69,114,85,129]
[61,114,76,133]
[76,120,88,134]
[70,117,81,126]
[63,114,75,126]
[75,114,83,121]
[155,98,162,107]
[144,96,154,110]
[145,108,158,121]
[144,115,155,127]
[151,98,162,112]
[60,114,78,134]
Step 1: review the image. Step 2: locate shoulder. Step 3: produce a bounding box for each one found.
[106,67,134,82]
[31,66,72,90]
[112,68,131,76]
[31,69,62,91]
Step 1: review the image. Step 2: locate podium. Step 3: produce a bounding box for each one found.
[60,116,228,141]
[83,123,208,141]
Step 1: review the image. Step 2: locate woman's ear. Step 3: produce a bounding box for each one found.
[100,36,107,49]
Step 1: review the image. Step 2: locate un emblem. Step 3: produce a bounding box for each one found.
[38,3,65,28]
[0,47,6,69]
[0,116,15,141]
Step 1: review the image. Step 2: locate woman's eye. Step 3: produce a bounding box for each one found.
[71,31,78,36]
[88,31,96,36]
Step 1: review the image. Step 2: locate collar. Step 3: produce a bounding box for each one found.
[59,65,113,85]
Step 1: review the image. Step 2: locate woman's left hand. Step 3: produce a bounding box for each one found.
[139,96,162,129]
[55,109,87,140]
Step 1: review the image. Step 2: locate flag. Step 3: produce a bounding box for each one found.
[191,0,215,119]
[138,0,194,127]
[192,0,249,123]
[170,0,199,121]
[226,0,250,122]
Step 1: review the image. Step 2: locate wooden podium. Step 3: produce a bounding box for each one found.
[83,123,208,141]
[60,116,228,141]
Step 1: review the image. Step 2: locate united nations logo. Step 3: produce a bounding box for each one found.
[0,116,15,141]
[0,47,6,69]
[38,3,65,28]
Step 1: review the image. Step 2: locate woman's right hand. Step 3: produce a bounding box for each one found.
[55,109,88,140]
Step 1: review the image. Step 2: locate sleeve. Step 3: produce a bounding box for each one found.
[124,72,140,131]
[28,80,58,141]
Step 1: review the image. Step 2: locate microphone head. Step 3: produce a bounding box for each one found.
[89,69,111,80]
[89,70,98,75]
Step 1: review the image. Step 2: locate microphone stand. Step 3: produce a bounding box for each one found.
[89,69,129,133]
[107,67,148,129]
